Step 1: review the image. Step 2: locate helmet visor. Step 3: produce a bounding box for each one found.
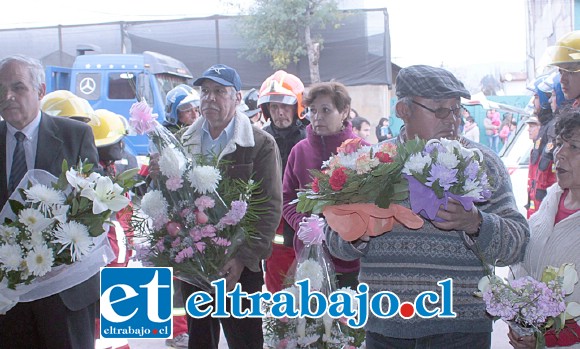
[257,94,297,106]
[547,45,580,70]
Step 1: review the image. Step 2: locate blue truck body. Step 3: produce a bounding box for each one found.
[45,51,193,155]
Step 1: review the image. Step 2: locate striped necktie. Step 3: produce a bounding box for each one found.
[8,131,28,193]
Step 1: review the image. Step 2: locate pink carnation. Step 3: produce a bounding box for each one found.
[166,177,183,191]
[171,237,182,248]
[129,101,157,135]
[195,242,206,253]
[174,246,194,263]
[194,196,215,210]
[212,237,231,247]
[217,201,247,228]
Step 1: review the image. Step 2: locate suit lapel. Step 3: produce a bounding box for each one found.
[0,122,7,205]
[35,114,63,172]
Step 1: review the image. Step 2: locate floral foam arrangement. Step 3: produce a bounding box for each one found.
[294,138,424,241]
[478,263,580,348]
[263,215,365,349]
[129,101,262,292]
[402,138,492,221]
[0,160,137,314]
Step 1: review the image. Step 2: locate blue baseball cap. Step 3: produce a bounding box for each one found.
[194,64,242,91]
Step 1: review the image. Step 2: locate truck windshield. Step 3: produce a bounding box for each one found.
[155,74,191,104]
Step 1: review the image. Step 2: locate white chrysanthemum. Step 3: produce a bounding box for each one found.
[54,221,93,262]
[295,259,324,291]
[0,244,23,271]
[462,179,483,199]
[336,152,359,170]
[0,226,19,244]
[402,153,432,175]
[81,176,129,214]
[140,190,169,219]
[25,184,65,214]
[18,208,53,232]
[159,147,187,178]
[187,166,222,194]
[66,168,101,191]
[25,244,54,276]
[336,287,359,312]
[436,151,460,169]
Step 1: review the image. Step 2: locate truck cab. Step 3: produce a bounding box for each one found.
[45,51,193,156]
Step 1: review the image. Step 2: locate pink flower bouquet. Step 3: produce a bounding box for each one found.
[129,101,261,291]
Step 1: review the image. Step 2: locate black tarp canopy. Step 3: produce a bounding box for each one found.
[0,9,391,88]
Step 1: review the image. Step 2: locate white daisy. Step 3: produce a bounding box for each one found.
[18,208,53,232]
[25,184,65,214]
[0,244,23,271]
[295,259,324,291]
[0,226,20,244]
[28,230,46,248]
[25,244,54,276]
[54,221,93,262]
[402,152,432,175]
[81,176,129,214]
[187,166,222,194]
[159,147,187,178]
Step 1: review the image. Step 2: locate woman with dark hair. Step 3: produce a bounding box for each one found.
[283,81,366,288]
[509,109,580,348]
[375,117,393,142]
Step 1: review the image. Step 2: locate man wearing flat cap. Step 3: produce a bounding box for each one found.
[326,65,529,348]
[179,64,282,348]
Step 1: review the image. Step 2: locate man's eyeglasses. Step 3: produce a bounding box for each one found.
[411,100,462,119]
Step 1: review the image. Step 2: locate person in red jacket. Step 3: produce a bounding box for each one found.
[526,72,570,218]
[283,81,365,289]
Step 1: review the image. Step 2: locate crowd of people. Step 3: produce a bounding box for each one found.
[0,29,579,349]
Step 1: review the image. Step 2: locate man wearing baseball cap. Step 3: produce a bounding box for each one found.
[326,65,529,348]
[179,64,282,349]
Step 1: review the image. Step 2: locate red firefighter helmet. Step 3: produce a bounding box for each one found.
[257,70,305,120]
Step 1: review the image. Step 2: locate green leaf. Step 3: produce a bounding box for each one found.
[116,168,139,183]
[8,199,25,215]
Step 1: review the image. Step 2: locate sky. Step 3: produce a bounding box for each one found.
[0,0,527,69]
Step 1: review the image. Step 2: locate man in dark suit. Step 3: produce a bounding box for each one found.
[0,55,100,349]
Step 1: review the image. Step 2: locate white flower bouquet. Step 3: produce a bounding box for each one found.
[129,101,261,292]
[0,160,136,314]
[263,215,365,349]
